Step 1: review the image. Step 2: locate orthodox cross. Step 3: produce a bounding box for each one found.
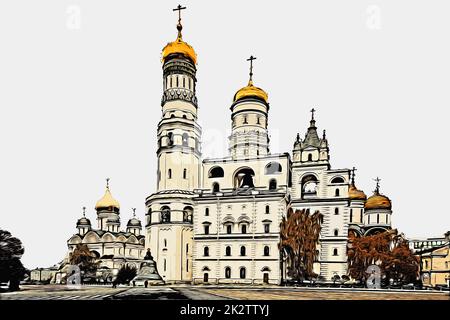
[132,208,136,217]
[247,55,256,82]
[106,177,110,189]
[173,4,186,25]
[82,206,86,217]
[373,177,381,193]
[310,108,316,120]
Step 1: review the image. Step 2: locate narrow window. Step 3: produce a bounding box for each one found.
[333,248,338,256]
[186,259,189,272]
[264,246,270,256]
[204,225,209,235]
[204,247,209,256]
[269,179,277,190]
[170,77,172,88]
[243,116,248,124]
[377,214,380,224]
[241,224,247,234]
[335,208,339,215]
[350,209,353,222]
[308,153,313,161]
[264,224,270,233]
[360,211,363,223]
[176,76,179,87]
[225,246,231,256]
[164,239,167,247]
[164,258,167,271]
[183,77,185,88]
[212,182,220,193]
[205,208,209,216]
[240,246,246,256]
[168,169,172,179]
[226,225,232,234]
[335,188,340,197]
[240,267,246,279]
[225,267,231,279]
[186,243,189,253]
[334,229,339,236]
[265,205,270,214]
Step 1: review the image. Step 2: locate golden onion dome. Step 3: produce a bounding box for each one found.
[162,25,197,65]
[233,80,268,103]
[95,188,120,210]
[365,192,392,210]
[348,184,367,201]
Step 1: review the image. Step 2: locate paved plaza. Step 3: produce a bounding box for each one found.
[0,285,448,300]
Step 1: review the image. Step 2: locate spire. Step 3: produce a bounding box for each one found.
[322,129,327,140]
[296,133,301,143]
[302,108,320,148]
[132,207,136,217]
[106,177,110,190]
[173,4,186,40]
[82,206,86,217]
[247,55,257,85]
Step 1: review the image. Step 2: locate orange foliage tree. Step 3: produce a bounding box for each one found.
[347,229,419,286]
[279,208,322,282]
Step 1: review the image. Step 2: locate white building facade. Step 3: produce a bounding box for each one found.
[144,11,394,284]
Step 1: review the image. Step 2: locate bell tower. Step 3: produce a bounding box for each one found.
[145,5,199,283]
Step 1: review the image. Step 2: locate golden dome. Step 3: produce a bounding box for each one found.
[348,184,367,201]
[95,188,120,210]
[233,80,268,103]
[162,30,197,65]
[365,192,391,210]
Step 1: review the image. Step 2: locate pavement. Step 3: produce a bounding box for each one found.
[0,284,448,300]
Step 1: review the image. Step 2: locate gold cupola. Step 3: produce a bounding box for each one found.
[161,7,197,65]
[95,178,120,210]
[234,80,268,103]
[364,178,392,210]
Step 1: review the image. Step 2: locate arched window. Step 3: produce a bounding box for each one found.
[226,225,232,234]
[308,153,313,161]
[241,224,247,234]
[265,162,282,174]
[168,169,172,179]
[182,133,189,147]
[263,246,270,256]
[212,182,220,193]
[204,247,209,257]
[334,229,339,236]
[167,132,174,146]
[161,206,171,223]
[265,205,270,214]
[225,246,231,256]
[334,208,339,215]
[183,206,193,223]
[225,267,231,279]
[240,267,246,279]
[269,179,277,190]
[205,208,209,216]
[183,168,187,179]
[264,224,270,233]
[333,248,338,256]
[331,176,345,184]
[240,246,246,256]
[335,188,340,197]
[209,166,224,178]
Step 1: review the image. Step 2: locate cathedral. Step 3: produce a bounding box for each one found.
[66,179,145,276]
[143,7,394,285]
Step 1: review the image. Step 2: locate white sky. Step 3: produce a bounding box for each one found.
[0,0,449,269]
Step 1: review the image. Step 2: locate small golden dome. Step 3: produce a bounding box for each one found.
[233,80,268,103]
[162,31,197,65]
[365,192,392,210]
[348,184,367,201]
[95,188,120,210]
